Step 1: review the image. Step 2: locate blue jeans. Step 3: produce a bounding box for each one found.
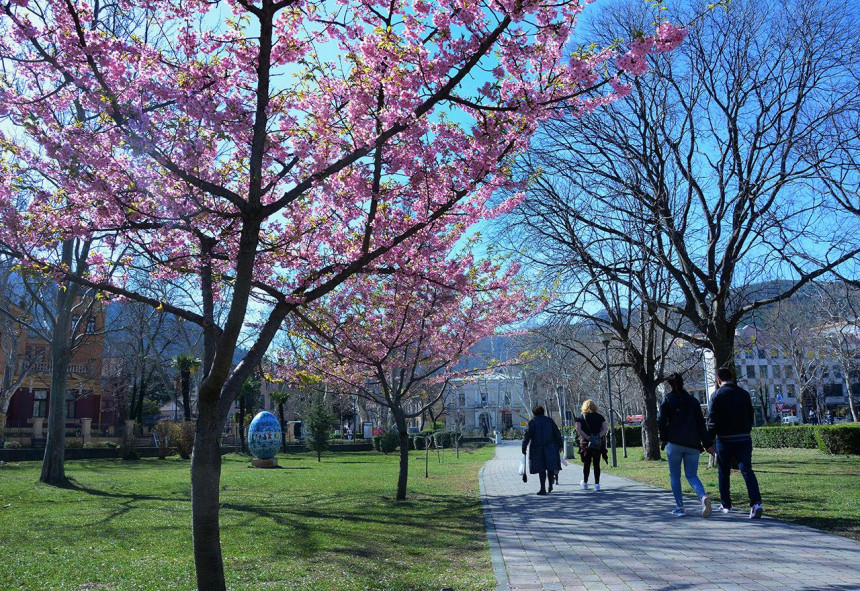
[715,436,762,508]
[666,443,706,507]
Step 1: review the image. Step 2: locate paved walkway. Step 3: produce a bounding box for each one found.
[480,441,860,591]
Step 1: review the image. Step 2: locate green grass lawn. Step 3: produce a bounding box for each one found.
[0,446,496,591]
[606,446,860,539]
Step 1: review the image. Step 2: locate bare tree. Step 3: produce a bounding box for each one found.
[503,0,860,383]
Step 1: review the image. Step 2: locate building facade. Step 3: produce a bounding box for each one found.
[446,372,533,436]
[1,303,106,437]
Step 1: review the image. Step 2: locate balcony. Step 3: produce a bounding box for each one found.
[21,361,92,375]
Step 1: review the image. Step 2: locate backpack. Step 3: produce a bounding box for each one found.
[587,435,602,450]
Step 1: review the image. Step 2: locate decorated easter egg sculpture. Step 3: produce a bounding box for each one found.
[248,411,281,464]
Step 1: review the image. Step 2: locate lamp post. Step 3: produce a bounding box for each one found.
[598,331,617,467]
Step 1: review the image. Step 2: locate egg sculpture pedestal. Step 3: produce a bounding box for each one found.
[247,411,282,468]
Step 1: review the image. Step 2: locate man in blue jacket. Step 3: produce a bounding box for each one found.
[707,367,763,519]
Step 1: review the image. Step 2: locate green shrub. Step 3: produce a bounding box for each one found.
[305,397,334,461]
[66,440,83,449]
[3,441,22,449]
[409,433,426,450]
[814,424,860,455]
[751,426,818,448]
[175,422,196,459]
[433,430,460,448]
[153,422,180,459]
[372,429,399,454]
[422,421,445,432]
[83,441,117,449]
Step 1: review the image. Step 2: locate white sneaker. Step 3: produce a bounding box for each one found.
[671,507,686,517]
[593,483,601,491]
[750,504,763,519]
[580,480,589,490]
[701,495,712,518]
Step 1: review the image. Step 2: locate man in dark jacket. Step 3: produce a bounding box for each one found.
[522,405,563,495]
[707,367,763,519]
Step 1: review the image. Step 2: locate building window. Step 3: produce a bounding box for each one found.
[833,367,842,379]
[86,316,96,334]
[759,365,769,379]
[744,349,754,359]
[480,392,487,407]
[66,391,76,419]
[33,390,47,417]
[458,391,465,407]
[823,383,843,399]
[758,348,766,359]
[785,366,795,378]
[787,384,796,397]
[746,365,756,379]
[772,365,781,379]
[503,393,511,407]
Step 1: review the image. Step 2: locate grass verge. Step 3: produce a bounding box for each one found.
[606,445,860,539]
[0,445,496,590]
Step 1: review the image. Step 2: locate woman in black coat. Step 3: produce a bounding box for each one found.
[521,405,563,495]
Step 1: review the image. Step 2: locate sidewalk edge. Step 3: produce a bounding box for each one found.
[479,447,511,591]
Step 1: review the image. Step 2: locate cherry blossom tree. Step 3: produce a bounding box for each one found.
[282,256,534,500]
[0,0,684,586]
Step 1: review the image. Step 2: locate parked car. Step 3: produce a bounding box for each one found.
[781,416,801,425]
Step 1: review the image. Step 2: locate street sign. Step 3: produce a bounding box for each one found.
[776,393,784,402]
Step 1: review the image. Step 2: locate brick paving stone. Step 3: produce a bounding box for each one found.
[480,441,860,591]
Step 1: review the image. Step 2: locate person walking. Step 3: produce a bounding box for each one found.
[575,400,608,491]
[521,405,563,495]
[658,373,713,518]
[707,367,764,519]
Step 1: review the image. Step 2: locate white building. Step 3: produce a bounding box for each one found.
[446,372,532,436]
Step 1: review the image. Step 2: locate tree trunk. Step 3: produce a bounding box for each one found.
[191,396,225,591]
[278,401,287,452]
[392,410,409,500]
[182,370,192,421]
[129,377,139,424]
[710,337,736,375]
[844,376,859,422]
[620,423,627,458]
[641,387,661,461]
[136,372,147,425]
[41,263,76,486]
[238,396,246,454]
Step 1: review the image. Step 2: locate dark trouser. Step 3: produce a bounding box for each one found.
[716,436,762,508]
[583,449,601,484]
[538,470,555,492]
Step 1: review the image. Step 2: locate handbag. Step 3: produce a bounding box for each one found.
[588,435,602,450]
[519,454,527,482]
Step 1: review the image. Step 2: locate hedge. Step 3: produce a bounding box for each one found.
[751,426,819,449]
[408,430,461,450]
[750,424,860,454]
[814,424,860,455]
[612,425,642,447]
